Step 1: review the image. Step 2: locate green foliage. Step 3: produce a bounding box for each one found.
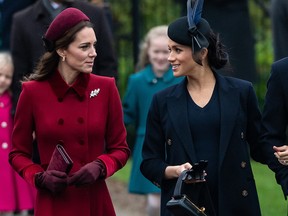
[112,158,132,182]
[251,160,286,216]
[249,0,273,108]
[139,0,182,33]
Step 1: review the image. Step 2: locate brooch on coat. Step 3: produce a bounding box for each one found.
[90,88,100,98]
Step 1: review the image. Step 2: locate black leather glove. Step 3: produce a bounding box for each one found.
[35,170,68,193]
[68,159,106,187]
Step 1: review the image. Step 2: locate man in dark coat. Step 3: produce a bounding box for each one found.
[202,0,258,83]
[260,57,288,197]
[271,0,288,61]
[10,0,118,113]
[0,0,36,50]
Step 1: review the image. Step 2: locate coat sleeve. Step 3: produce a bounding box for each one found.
[260,62,288,197]
[98,79,130,177]
[140,93,168,188]
[9,83,44,186]
[246,83,263,162]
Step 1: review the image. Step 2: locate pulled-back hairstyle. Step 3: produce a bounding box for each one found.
[205,30,229,70]
[25,21,93,81]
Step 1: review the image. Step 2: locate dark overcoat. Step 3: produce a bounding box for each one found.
[260,57,288,196]
[202,0,257,83]
[9,71,130,216]
[141,73,265,216]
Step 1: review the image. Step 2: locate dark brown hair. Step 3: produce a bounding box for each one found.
[25,21,93,81]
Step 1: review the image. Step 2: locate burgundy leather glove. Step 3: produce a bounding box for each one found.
[35,170,68,193]
[68,159,106,187]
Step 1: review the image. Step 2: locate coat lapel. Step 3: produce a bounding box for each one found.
[166,75,241,167]
[167,79,198,164]
[217,74,240,169]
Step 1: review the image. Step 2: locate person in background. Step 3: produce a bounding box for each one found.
[260,57,288,196]
[0,0,36,50]
[271,0,288,61]
[10,0,118,115]
[0,52,35,216]
[88,0,113,29]
[202,0,258,83]
[122,25,182,216]
[9,8,130,216]
[140,0,266,215]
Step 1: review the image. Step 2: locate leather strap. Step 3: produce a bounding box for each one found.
[172,169,216,215]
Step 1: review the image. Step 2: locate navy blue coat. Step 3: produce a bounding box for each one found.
[141,73,264,216]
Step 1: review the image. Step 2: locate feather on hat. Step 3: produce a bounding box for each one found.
[168,0,210,52]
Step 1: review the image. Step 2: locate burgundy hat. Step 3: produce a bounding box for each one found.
[43,7,90,52]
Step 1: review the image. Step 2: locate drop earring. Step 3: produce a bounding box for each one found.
[62,56,66,62]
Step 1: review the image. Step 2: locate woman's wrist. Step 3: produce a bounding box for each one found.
[164,163,193,179]
[164,166,180,179]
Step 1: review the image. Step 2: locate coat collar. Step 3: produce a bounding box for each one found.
[32,0,52,22]
[143,64,175,83]
[48,70,89,100]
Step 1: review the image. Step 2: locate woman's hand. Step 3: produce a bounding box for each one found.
[273,145,288,165]
[34,170,68,193]
[68,159,106,186]
[164,162,192,179]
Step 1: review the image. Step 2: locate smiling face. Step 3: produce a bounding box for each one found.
[147,36,170,74]
[168,38,200,77]
[60,26,97,75]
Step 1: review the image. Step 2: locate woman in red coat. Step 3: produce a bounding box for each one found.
[9,8,130,216]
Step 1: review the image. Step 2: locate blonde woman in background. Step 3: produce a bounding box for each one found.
[122,25,182,216]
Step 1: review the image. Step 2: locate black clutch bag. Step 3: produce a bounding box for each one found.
[166,161,215,216]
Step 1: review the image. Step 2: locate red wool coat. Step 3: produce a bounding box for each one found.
[9,71,130,216]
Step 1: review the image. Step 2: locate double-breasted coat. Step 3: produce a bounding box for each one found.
[9,71,130,216]
[141,73,265,216]
[122,64,182,194]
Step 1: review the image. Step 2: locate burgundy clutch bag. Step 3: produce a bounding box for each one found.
[47,144,73,174]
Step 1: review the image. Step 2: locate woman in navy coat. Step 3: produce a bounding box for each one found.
[123,25,182,215]
[141,1,265,215]
[9,8,130,216]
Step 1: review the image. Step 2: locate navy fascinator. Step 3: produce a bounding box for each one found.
[168,0,211,53]
[187,0,209,52]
